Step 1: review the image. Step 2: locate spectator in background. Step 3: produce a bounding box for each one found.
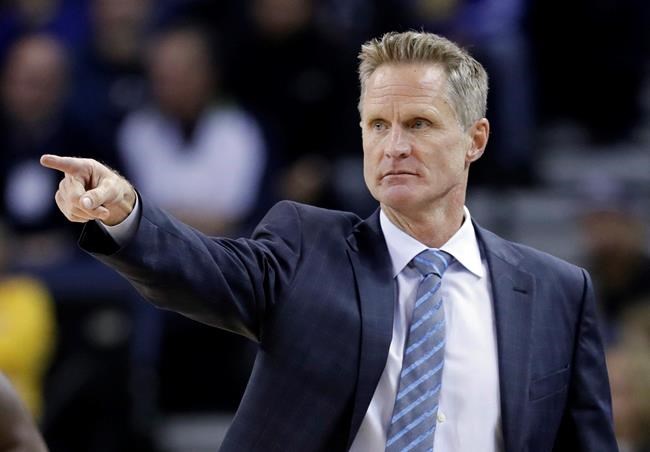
[0,33,158,452]
[118,23,261,417]
[0,222,56,422]
[0,0,88,62]
[0,372,49,452]
[118,24,267,236]
[67,0,152,170]
[0,34,87,266]
[579,178,650,342]
[607,303,650,452]
[226,0,359,208]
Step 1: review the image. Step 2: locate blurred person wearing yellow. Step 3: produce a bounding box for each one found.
[0,223,56,420]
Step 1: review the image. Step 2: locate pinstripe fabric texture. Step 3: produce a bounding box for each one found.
[385,249,452,452]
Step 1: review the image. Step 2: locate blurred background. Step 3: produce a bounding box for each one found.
[0,0,648,450]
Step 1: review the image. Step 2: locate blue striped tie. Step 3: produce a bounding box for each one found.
[385,249,452,452]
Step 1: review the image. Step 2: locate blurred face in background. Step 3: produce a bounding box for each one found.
[148,29,215,122]
[92,0,151,63]
[252,0,312,36]
[581,210,645,260]
[1,35,67,125]
[14,0,58,24]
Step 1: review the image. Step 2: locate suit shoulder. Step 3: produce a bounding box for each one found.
[265,200,361,233]
[478,226,586,285]
[514,241,582,274]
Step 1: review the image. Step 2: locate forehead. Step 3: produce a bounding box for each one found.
[362,63,449,113]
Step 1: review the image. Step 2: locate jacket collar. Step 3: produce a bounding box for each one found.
[345,208,395,448]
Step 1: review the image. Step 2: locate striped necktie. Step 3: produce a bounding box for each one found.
[386,249,452,452]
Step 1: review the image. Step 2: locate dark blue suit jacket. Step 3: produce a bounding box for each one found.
[80,199,617,451]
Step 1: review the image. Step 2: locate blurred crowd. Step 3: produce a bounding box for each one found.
[0,0,648,451]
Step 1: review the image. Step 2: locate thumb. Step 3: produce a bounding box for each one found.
[81,179,118,209]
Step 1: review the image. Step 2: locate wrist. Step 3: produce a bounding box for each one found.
[102,186,136,226]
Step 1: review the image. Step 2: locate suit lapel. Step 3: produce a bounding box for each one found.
[345,209,395,448]
[476,224,535,452]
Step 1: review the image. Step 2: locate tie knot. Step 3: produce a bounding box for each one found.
[411,249,452,278]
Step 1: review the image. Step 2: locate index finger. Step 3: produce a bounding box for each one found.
[40,154,88,175]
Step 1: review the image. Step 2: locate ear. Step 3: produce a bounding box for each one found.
[465,118,490,164]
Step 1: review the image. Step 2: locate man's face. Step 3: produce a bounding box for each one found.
[361,63,486,215]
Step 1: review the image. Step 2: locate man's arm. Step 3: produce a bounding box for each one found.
[0,374,48,452]
[554,270,618,451]
[41,155,303,342]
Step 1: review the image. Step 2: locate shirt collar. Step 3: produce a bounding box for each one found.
[379,206,485,279]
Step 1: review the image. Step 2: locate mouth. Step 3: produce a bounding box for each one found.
[382,170,417,179]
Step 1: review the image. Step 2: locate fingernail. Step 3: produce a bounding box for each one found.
[81,197,93,209]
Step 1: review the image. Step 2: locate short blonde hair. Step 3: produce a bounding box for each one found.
[358,31,488,130]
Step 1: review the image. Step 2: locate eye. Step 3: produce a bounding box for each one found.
[370,120,387,132]
[411,118,431,130]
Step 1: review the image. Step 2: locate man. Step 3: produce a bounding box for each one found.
[0,373,48,452]
[41,32,617,451]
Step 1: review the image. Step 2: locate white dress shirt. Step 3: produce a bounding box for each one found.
[350,207,503,452]
[103,203,503,451]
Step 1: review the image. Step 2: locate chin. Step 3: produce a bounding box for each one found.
[378,186,420,210]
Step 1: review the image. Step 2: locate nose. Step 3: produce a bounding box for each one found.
[385,126,411,159]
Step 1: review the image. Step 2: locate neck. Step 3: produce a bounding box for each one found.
[381,188,466,248]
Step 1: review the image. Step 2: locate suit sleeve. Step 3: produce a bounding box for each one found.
[79,198,303,342]
[554,269,618,451]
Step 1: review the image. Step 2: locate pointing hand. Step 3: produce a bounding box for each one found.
[40,154,136,226]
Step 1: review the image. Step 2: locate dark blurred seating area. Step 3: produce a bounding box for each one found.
[0,0,649,450]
